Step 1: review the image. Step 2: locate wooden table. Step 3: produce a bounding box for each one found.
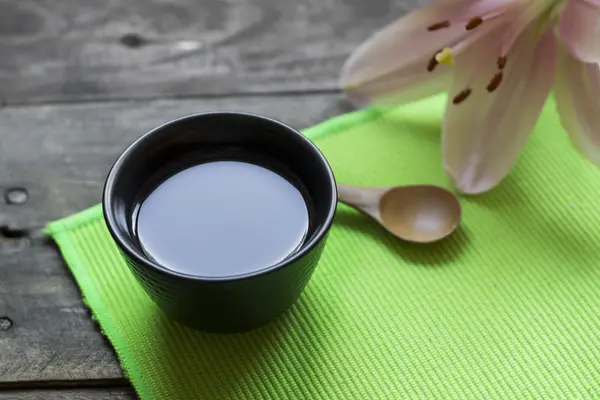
[0,0,420,397]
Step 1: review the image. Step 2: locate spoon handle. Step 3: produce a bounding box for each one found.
[336,183,386,215]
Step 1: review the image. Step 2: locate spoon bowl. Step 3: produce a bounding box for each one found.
[336,183,461,243]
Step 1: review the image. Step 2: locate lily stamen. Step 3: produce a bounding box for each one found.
[486,72,503,92]
[497,56,507,69]
[465,17,483,30]
[452,88,472,104]
[428,20,451,31]
[427,57,438,72]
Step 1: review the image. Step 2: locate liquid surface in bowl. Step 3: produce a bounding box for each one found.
[134,160,310,277]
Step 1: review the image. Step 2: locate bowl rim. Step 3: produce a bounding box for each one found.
[102,111,337,282]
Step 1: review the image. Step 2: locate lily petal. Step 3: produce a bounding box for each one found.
[558,0,600,63]
[343,59,453,107]
[340,0,513,106]
[554,45,600,166]
[442,24,556,194]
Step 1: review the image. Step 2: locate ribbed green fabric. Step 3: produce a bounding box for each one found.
[45,95,600,399]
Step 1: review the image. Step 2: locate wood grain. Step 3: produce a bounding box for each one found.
[0,0,423,104]
[0,388,135,399]
[0,93,351,383]
[0,240,124,382]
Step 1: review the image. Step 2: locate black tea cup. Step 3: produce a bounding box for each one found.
[102,112,337,333]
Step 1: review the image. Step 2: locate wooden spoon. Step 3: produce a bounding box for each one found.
[336,183,461,243]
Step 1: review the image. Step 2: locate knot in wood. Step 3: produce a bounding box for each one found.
[0,317,13,331]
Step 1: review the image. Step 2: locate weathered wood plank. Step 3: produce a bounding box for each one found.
[0,0,422,104]
[0,241,125,382]
[0,388,135,399]
[0,93,351,383]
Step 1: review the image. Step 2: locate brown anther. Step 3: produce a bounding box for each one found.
[465,17,483,30]
[427,20,451,31]
[497,56,507,70]
[452,88,472,104]
[427,49,444,72]
[486,72,503,92]
[427,57,438,72]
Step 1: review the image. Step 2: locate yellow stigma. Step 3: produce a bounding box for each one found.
[435,48,455,66]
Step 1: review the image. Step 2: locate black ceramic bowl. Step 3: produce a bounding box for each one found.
[102,112,337,333]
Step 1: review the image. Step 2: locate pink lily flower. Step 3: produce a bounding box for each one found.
[340,0,600,194]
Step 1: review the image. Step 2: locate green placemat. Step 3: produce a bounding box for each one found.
[46,95,600,399]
